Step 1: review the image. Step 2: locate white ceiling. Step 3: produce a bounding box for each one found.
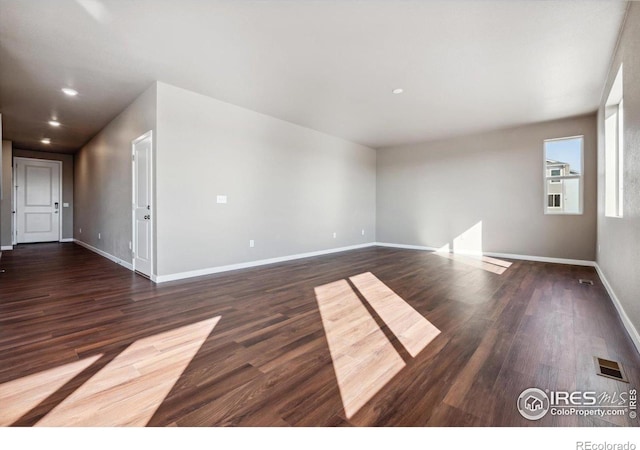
[0,0,628,153]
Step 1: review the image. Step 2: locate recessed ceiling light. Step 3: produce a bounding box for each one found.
[61,88,78,96]
[49,120,61,127]
[392,88,404,94]
[41,138,51,144]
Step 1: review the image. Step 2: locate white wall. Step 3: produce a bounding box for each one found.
[377,114,597,261]
[155,82,376,277]
[74,83,157,265]
[597,3,640,348]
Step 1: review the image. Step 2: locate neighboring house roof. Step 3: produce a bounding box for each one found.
[546,159,580,175]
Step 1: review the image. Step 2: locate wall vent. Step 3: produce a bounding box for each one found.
[594,357,628,383]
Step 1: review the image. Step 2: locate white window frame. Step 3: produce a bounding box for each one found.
[543,136,584,215]
[605,64,623,218]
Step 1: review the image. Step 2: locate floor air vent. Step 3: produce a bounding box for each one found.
[594,357,628,383]
[579,279,594,285]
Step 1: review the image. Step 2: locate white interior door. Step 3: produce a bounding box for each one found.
[15,158,61,243]
[132,131,153,277]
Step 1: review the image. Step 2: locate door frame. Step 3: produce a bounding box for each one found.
[131,130,154,278]
[13,157,63,245]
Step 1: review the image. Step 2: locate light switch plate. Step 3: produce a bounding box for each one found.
[63,202,70,208]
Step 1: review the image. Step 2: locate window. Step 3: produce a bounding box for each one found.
[605,64,623,218]
[549,168,562,183]
[544,136,583,214]
[548,194,561,208]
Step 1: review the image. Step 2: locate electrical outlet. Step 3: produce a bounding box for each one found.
[98,233,101,240]
[79,228,82,234]
[129,241,132,250]
[361,229,365,236]
[333,232,337,239]
[249,239,255,248]
[216,195,227,204]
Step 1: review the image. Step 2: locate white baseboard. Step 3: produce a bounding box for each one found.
[59,238,74,243]
[594,263,640,355]
[74,239,134,271]
[155,242,377,283]
[374,242,596,267]
[0,246,13,251]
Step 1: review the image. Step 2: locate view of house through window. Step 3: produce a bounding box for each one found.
[605,64,623,218]
[544,136,583,214]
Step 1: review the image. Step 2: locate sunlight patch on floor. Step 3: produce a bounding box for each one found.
[315,274,440,418]
[315,280,405,418]
[349,272,440,357]
[35,316,221,426]
[0,354,102,426]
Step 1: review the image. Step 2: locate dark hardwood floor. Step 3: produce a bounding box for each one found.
[0,243,638,426]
